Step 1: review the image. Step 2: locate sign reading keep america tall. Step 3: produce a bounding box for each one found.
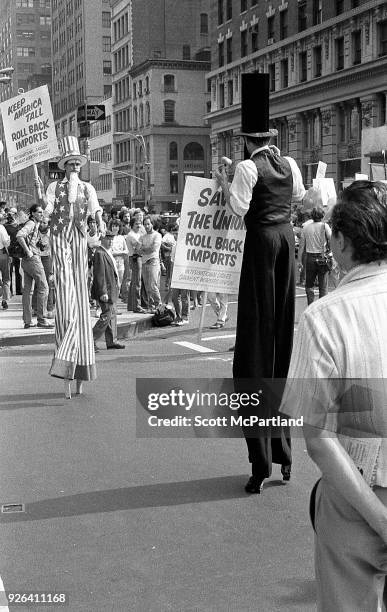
[0,85,59,173]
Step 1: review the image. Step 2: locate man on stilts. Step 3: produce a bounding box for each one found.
[36,136,104,399]
[216,74,306,493]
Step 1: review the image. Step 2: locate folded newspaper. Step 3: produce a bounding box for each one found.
[338,434,382,487]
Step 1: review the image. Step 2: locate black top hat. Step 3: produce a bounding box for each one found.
[238,73,278,138]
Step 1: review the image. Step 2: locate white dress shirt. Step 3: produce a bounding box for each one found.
[229,146,306,217]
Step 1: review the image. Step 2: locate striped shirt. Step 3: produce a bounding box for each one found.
[280,261,387,487]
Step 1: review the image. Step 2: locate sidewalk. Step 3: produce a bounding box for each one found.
[0,295,154,347]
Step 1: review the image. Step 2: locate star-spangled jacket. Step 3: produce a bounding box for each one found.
[45,177,101,236]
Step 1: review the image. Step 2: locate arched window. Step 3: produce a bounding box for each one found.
[164,100,175,123]
[183,142,204,160]
[139,103,143,127]
[163,74,175,92]
[133,107,138,129]
[169,142,178,160]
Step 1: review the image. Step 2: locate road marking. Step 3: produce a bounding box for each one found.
[202,334,235,341]
[174,341,216,353]
[0,575,9,612]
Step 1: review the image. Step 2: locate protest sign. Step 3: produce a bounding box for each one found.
[0,85,59,173]
[312,177,337,209]
[315,161,327,179]
[171,176,245,294]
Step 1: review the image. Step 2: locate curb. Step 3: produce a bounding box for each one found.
[0,315,154,348]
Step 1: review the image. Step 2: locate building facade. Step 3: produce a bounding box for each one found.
[0,0,52,206]
[51,0,112,139]
[111,0,211,212]
[207,0,387,189]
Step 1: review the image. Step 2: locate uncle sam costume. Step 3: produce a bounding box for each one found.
[45,136,101,380]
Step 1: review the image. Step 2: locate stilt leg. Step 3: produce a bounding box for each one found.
[75,380,83,395]
[64,380,72,399]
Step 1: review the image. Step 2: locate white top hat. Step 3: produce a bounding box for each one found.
[57,135,87,170]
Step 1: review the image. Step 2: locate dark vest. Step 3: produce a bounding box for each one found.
[244,149,293,228]
[50,179,89,236]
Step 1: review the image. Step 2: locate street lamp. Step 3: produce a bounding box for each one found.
[113,131,151,207]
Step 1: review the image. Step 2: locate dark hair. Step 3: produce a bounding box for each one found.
[87,215,96,226]
[29,203,42,216]
[143,215,153,227]
[245,136,271,148]
[311,206,324,222]
[110,219,120,228]
[331,180,387,264]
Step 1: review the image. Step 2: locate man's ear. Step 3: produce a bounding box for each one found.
[336,231,346,252]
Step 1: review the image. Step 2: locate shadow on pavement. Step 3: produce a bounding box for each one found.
[0,475,284,523]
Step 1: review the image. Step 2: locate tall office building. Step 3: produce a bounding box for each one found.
[207,0,387,188]
[111,0,211,211]
[51,0,112,139]
[0,0,52,205]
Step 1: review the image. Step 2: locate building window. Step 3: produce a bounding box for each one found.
[379,20,387,57]
[183,45,190,60]
[268,16,275,41]
[228,80,233,105]
[352,30,361,65]
[16,47,35,57]
[103,60,111,75]
[336,0,344,16]
[269,63,275,91]
[102,11,111,28]
[241,30,248,57]
[170,172,178,194]
[218,41,224,67]
[145,103,150,125]
[298,1,307,32]
[312,0,322,26]
[226,0,232,21]
[313,45,322,77]
[164,74,175,92]
[226,37,232,63]
[200,13,208,34]
[184,142,204,160]
[281,58,288,88]
[241,0,247,12]
[164,100,175,123]
[352,0,360,6]
[280,10,288,40]
[104,85,112,97]
[169,142,178,160]
[16,0,33,7]
[103,36,111,52]
[251,26,259,52]
[219,83,225,108]
[218,0,223,25]
[336,37,344,70]
[300,51,307,82]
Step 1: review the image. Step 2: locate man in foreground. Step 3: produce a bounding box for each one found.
[281,180,387,611]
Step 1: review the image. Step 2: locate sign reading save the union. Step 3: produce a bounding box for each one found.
[171,176,246,294]
[0,85,59,173]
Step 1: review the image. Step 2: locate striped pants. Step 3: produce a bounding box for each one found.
[49,225,96,381]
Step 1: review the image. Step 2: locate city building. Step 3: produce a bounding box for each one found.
[51,0,112,140]
[0,0,52,206]
[207,0,387,189]
[111,0,211,212]
[88,96,114,206]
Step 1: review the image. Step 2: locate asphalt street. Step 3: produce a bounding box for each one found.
[0,294,320,612]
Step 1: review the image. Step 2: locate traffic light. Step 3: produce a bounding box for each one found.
[0,67,14,84]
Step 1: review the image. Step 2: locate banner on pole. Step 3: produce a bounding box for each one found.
[0,85,59,173]
[171,177,246,294]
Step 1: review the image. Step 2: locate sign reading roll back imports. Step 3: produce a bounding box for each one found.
[0,85,59,173]
[171,176,246,294]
